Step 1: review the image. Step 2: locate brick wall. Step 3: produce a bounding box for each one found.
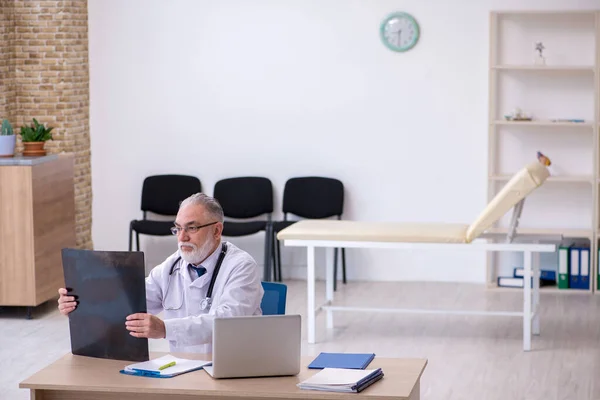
[0,0,16,121]
[1,0,92,249]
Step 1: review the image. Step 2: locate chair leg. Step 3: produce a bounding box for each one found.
[342,248,347,284]
[128,226,133,251]
[271,233,279,282]
[276,237,283,282]
[136,233,140,252]
[333,248,338,292]
[263,225,272,282]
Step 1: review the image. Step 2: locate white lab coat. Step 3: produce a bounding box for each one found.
[145,240,264,353]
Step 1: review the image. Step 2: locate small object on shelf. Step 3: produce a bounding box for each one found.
[537,151,551,166]
[504,107,533,121]
[534,41,546,66]
[550,118,585,123]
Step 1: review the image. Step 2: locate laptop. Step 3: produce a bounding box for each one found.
[204,314,301,379]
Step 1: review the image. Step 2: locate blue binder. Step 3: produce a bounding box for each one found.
[570,247,590,290]
[308,353,375,369]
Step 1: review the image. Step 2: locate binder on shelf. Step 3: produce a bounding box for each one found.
[570,247,590,290]
[569,247,580,289]
[580,247,590,290]
[558,245,570,289]
[497,276,554,288]
[308,353,376,370]
[598,248,600,291]
[513,267,556,282]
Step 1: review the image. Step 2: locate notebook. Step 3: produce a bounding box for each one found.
[297,367,384,393]
[119,355,212,378]
[308,352,375,369]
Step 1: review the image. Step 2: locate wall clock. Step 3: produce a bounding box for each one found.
[380,12,420,52]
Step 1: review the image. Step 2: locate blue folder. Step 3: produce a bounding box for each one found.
[308,352,375,369]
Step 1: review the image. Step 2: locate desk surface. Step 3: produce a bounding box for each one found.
[20,352,427,400]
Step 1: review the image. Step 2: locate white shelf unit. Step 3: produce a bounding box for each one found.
[487,10,600,294]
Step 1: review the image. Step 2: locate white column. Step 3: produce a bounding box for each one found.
[307,246,316,344]
[523,250,532,351]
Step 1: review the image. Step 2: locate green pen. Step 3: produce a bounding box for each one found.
[158,361,176,371]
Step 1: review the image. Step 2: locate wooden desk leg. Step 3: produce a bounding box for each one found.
[523,250,532,351]
[408,381,421,400]
[30,389,44,400]
[307,246,316,344]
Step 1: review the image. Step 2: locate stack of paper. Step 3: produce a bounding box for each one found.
[297,367,384,393]
[119,355,212,378]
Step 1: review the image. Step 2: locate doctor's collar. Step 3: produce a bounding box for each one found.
[174,240,224,274]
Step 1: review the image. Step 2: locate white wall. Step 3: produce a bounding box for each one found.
[88,0,599,282]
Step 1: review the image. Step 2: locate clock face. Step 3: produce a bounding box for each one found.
[380,12,420,52]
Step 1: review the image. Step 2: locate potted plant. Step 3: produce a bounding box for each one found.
[20,118,53,157]
[0,119,15,157]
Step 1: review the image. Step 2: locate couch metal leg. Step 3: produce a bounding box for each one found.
[342,248,347,284]
[333,248,338,291]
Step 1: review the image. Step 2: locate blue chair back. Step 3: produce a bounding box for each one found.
[261,282,287,315]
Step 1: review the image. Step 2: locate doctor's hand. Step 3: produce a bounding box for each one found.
[57,288,77,315]
[125,313,166,339]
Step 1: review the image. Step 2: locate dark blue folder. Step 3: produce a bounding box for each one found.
[308,352,375,369]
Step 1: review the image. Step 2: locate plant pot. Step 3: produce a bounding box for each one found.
[22,141,46,157]
[0,135,16,157]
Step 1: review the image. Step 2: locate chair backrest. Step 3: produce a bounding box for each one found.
[465,161,549,242]
[260,281,287,315]
[140,174,202,216]
[282,177,344,219]
[213,177,273,219]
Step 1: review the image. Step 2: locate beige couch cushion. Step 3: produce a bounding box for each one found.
[465,161,549,242]
[276,220,469,243]
[276,161,549,245]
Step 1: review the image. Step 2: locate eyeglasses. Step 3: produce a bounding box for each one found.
[170,221,218,235]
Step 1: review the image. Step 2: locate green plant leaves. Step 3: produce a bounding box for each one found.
[20,118,53,142]
[0,119,13,136]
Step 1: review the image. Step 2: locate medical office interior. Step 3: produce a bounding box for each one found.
[2,0,600,399]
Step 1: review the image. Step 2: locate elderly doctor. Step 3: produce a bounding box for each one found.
[57,193,264,353]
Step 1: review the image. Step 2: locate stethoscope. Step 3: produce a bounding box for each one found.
[163,242,228,312]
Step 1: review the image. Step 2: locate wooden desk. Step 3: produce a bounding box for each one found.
[20,352,427,400]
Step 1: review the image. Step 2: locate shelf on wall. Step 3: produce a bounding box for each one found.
[487,226,594,239]
[493,120,594,128]
[489,175,593,183]
[492,65,595,72]
[487,285,592,294]
[493,10,598,16]
[488,9,599,295]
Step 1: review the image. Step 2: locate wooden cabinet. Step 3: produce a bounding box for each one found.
[0,154,76,311]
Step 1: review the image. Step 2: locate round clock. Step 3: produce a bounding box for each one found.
[380,12,420,52]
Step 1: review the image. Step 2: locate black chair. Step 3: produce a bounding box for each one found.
[213,177,274,282]
[272,177,346,289]
[129,174,202,251]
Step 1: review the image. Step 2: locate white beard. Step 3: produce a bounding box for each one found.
[179,239,215,265]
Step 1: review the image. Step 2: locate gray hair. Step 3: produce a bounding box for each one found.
[179,193,224,223]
